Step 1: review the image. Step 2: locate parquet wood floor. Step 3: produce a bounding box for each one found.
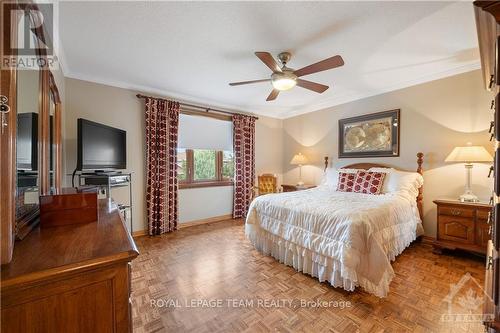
[131,219,487,333]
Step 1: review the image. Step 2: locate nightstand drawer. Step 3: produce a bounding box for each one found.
[476,220,491,248]
[434,199,491,255]
[438,206,474,218]
[438,216,474,244]
[477,209,490,221]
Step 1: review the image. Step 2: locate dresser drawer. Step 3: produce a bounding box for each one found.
[438,206,474,218]
[438,215,475,244]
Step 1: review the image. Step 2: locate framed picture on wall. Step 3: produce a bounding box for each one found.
[338,109,400,158]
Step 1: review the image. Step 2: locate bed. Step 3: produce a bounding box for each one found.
[245,153,425,297]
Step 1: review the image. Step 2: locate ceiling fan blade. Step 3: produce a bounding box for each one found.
[229,79,270,86]
[255,52,282,73]
[266,89,280,101]
[294,55,344,77]
[296,79,329,93]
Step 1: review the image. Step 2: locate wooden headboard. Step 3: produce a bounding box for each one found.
[323,152,424,219]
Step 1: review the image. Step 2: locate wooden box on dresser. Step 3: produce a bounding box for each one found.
[433,199,492,255]
[0,199,139,333]
[474,1,500,331]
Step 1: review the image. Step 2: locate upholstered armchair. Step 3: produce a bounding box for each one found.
[254,174,278,198]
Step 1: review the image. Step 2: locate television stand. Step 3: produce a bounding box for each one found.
[77,172,133,233]
[83,170,122,176]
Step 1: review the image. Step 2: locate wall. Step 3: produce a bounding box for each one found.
[283,70,493,237]
[179,187,233,222]
[64,78,283,232]
[177,114,284,223]
[63,71,487,237]
[256,116,285,186]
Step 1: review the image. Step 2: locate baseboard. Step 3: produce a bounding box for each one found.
[178,214,233,229]
[132,229,147,238]
[420,235,435,245]
[132,214,235,237]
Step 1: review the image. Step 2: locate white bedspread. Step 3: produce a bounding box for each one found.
[245,186,423,297]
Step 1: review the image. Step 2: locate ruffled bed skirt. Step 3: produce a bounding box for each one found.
[245,224,416,298]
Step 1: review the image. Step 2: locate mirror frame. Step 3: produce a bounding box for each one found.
[0,2,62,263]
[48,72,62,191]
[0,1,19,264]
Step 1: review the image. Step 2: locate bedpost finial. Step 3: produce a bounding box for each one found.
[417,152,423,174]
[324,156,329,172]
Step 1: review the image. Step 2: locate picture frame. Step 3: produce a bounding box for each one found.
[338,109,400,158]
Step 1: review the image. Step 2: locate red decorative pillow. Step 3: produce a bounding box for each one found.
[336,172,356,192]
[353,171,386,195]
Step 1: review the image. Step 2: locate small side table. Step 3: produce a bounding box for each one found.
[433,199,492,255]
[281,184,316,192]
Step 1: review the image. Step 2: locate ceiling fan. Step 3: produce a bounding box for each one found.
[229,51,344,101]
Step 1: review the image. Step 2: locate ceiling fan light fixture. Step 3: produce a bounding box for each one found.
[228,52,343,101]
[271,72,297,91]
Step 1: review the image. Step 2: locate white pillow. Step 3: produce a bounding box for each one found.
[321,168,339,189]
[368,167,423,196]
[338,168,361,174]
[322,168,357,190]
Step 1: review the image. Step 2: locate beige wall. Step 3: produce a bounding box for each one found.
[64,70,489,237]
[283,70,493,237]
[64,78,283,232]
[64,79,144,232]
[256,116,284,185]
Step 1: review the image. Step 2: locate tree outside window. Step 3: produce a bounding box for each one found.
[177,148,187,181]
[177,148,234,188]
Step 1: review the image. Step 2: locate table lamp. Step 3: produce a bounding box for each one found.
[290,153,308,186]
[445,144,493,202]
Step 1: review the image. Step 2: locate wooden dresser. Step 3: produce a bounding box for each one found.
[0,199,139,333]
[433,199,492,255]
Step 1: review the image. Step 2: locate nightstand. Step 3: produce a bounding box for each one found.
[281,184,316,192]
[433,199,492,255]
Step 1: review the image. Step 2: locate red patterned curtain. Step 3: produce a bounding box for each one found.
[232,114,256,218]
[144,97,180,235]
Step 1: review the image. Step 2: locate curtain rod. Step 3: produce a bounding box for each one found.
[136,94,259,120]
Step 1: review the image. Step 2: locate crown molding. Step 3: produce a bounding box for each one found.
[63,70,273,117]
[56,45,68,77]
[276,61,481,119]
[64,61,480,121]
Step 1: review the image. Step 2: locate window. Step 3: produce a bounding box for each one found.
[222,151,234,179]
[177,148,234,188]
[177,148,187,181]
[177,113,233,188]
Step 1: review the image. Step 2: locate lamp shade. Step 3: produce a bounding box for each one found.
[290,153,308,165]
[445,145,493,163]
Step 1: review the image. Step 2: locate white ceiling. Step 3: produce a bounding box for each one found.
[59,1,480,119]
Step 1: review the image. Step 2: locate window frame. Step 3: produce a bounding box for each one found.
[178,149,234,189]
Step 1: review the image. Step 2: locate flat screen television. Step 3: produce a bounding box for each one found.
[77,119,126,171]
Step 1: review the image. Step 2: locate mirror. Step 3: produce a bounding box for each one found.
[49,88,55,192]
[15,32,41,238]
[48,72,61,193]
